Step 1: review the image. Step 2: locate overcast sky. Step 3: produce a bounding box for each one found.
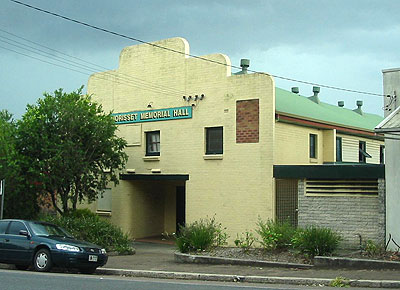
[1,0,399,119]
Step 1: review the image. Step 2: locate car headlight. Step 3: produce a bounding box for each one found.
[101,248,107,254]
[56,244,80,252]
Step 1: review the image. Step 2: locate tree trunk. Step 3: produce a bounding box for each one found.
[60,191,69,215]
[49,191,62,215]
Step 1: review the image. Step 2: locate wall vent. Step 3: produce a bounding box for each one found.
[305,179,378,196]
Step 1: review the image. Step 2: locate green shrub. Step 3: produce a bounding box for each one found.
[292,226,341,257]
[176,217,228,253]
[364,240,385,256]
[256,219,296,250]
[234,231,256,253]
[329,276,350,287]
[40,209,134,254]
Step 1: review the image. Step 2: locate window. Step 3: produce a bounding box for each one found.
[380,145,385,164]
[206,127,223,154]
[146,131,160,156]
[336,137,342,162]
[359,141,371,163]
[6,221,27,235]
[309,134,317,158]
[97,188,112,212]
[0,221,8,234]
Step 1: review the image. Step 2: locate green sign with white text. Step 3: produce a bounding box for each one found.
[113,106,192,124]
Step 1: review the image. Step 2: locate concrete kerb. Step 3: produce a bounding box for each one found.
[96,268,400,288]
[175,251,400,270]
[174,252,313,269]
[314,256,400,269]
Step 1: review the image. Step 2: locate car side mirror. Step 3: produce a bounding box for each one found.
[19,230,30,238]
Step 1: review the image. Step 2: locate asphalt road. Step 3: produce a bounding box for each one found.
[0,269,384,290]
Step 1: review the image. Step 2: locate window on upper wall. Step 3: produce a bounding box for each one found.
[336,137,342,162]
[309,134,317,158]
[380,145,385,164]
[97,188,112,212]
[206,127,223,155]
[146,131,160,156]
[359,141,371,163]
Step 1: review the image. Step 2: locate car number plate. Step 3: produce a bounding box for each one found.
[88,255,98,262]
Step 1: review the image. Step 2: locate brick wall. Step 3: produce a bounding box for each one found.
[88,38,276,241]
[236,99,259,143]
[298,179,385,249]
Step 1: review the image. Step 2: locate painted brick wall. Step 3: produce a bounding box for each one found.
[88,37,276,241]
[298,179,385,249]
[236,99,259,143]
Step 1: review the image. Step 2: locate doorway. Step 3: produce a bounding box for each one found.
[176,186,186,233]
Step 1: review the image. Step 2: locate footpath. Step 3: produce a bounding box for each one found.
[99,241,400,288]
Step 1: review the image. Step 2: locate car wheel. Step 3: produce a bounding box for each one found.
[15,264,29,270]
[33,249,52,272]
[80,267,97,274]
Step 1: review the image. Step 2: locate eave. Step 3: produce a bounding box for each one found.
[276,112,384,140]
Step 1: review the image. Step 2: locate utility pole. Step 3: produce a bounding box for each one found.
[0,179,4,219]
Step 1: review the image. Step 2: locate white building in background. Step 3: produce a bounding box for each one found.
[375,68,400,251]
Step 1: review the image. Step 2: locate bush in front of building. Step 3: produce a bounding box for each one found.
[256,219,296,250]
[234,231,257,253]
[40,209,134,255]
[363,239,385,256]
[176,217,228,253]
[291,225,341,257]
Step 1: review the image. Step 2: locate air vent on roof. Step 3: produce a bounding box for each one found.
[291,87,299,94]
[353,100,363,115]
[308,86,320,104]
[240,59,249,74]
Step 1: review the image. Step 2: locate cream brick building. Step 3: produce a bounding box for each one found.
[87,38,384,247]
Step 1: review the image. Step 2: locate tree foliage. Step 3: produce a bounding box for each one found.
[0,110,39,218]
[15,87,128,215]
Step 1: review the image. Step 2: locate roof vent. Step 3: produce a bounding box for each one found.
[291,87,299,94]
[338,101,344,107]
[308,86,320,104]
[353,100,364,115]
[239,59,250,74]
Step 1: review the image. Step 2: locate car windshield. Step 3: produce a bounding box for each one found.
[29,222,73,238]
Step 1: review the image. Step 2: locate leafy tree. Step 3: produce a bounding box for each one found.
[0,110,15,178]
[0,110,39,218]
[15,87,128,215]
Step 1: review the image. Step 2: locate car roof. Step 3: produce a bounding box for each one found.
[0,219,55,225]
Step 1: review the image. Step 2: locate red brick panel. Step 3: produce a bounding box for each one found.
[236,99,259,143]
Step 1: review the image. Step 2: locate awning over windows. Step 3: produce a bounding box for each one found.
[274,164,385,180]
[120,173,189,181]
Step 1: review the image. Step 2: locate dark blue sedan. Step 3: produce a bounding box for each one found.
[0,219,108,273]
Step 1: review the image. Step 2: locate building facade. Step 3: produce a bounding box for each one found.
[87,38,384,248]
[375,68,400,250]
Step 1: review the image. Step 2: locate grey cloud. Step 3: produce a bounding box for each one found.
[1,0,399,117]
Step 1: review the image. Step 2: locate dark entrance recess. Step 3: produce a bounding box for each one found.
[176,186,186,233]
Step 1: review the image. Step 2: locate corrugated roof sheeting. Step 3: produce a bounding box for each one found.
[276,87,383,132]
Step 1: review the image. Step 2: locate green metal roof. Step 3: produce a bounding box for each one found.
[275,87,383,131]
